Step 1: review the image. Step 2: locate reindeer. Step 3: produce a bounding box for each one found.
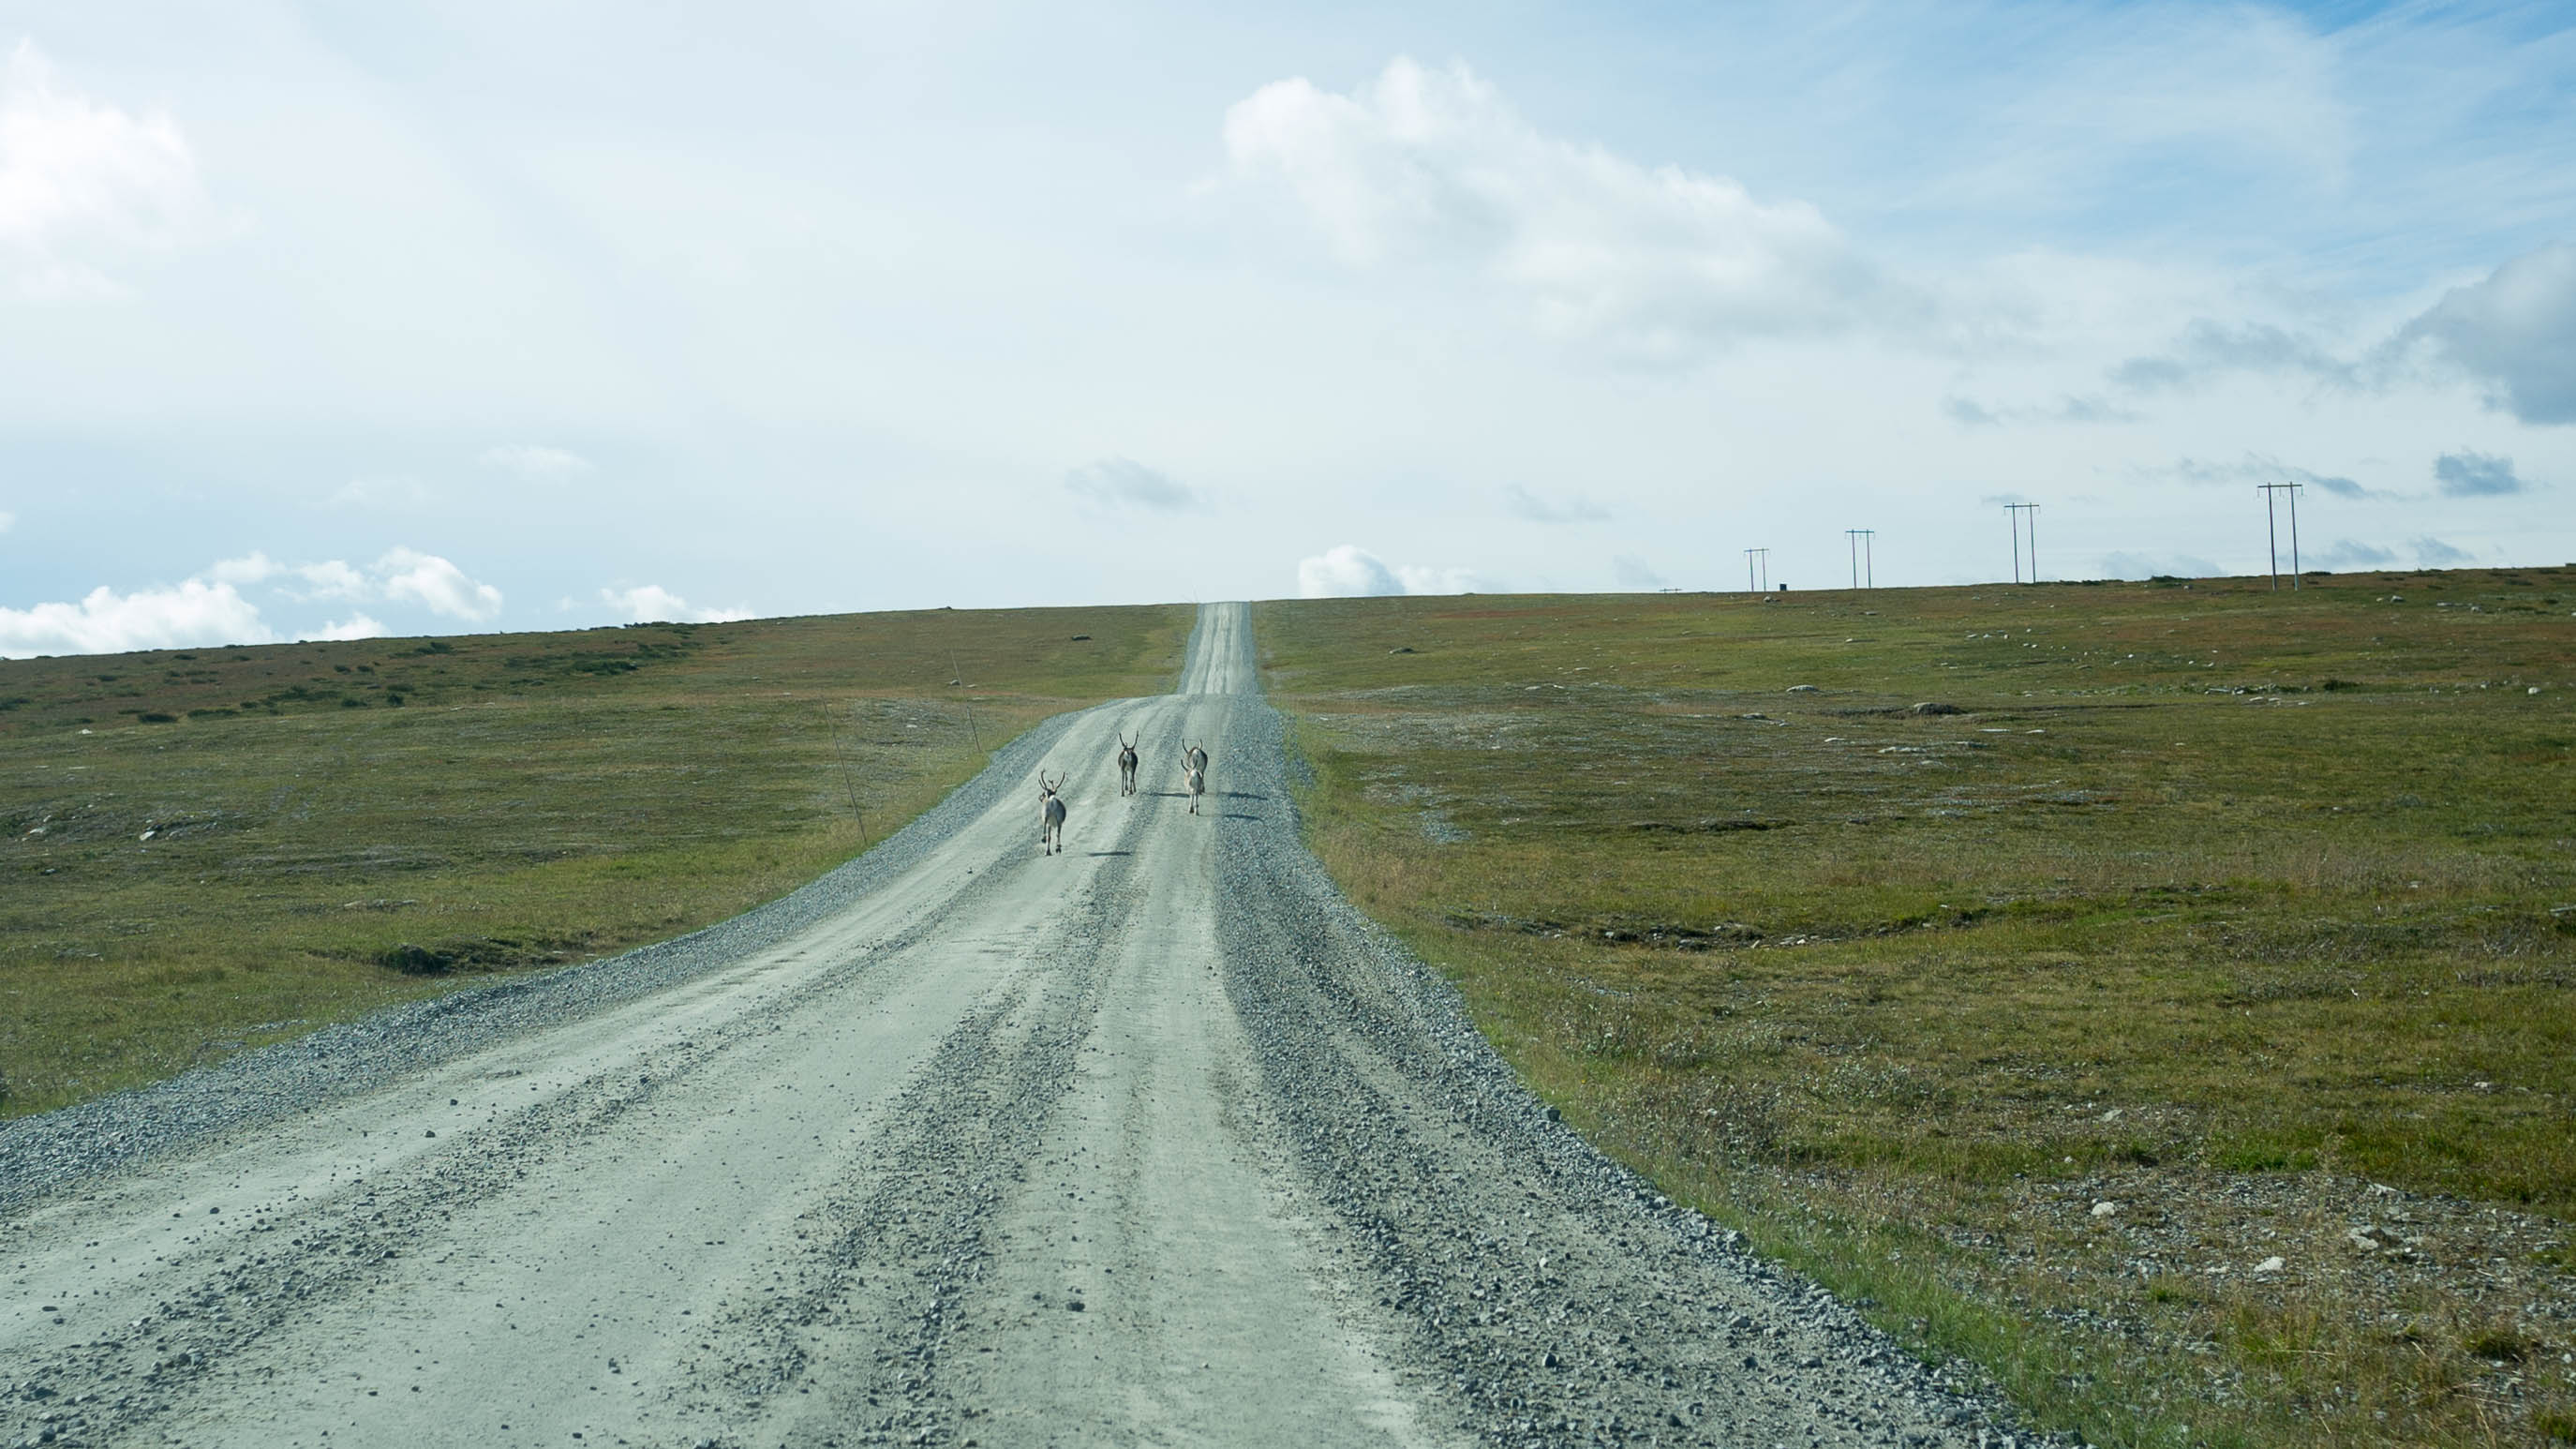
[1184,760,1206,815]
[1116,733,1139,797]
[1184,740,1209,782]
[1037,771,1067,854]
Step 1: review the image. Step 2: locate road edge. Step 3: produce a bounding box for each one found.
[0,703,1102,1215]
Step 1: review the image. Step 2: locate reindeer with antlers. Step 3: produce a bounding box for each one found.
[1037,771,1068,854]
[1116,733,1139,797]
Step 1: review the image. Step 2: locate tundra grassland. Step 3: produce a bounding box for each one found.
[1,605,1191,1117]
[1258,571,2576,1449]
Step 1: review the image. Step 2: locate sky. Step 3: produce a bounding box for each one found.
[2,0,2572,654]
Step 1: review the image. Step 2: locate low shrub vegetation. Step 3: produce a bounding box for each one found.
[1,605,1191,1116]
[1258,569,2575,1449]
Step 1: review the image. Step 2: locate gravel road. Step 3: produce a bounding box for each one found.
[2,604,2038,1448]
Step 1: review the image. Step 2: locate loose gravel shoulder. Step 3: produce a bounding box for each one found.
[1214,694,2051,1447]
[2,603,2057,1449]
[0,709,1080,1216]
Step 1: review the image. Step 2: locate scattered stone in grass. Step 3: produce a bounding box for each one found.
[1785,684,1820,693]
[2255,1255,2285,1273]
[2348,1224,2405,1251]
[2091,1201,2118,1218]
[1909,701,1963,715]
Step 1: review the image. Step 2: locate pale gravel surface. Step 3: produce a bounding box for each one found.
[0,710,1083,1219]
[1,604,2051,1448]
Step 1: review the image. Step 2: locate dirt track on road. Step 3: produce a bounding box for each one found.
[2,604,2028,1448]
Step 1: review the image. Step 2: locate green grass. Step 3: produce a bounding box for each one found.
[2,605,1192,1116]
[1257,568,2576,1449]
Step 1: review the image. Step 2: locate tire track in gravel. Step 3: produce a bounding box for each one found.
[1213,671,2048,1449]
[3,604,2052,1449]
[0,859,1047,1447]
[707,809,1148,1446]
[0,703,1093,1219]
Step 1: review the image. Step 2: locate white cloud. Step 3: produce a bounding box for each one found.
[477,443,593,479]
[207,551,277,585]
[1504,485,1608,523]
[293,559,370,600]
[1944,392,2140,426]
[0,577,272,657]
[1612,554,1665,589]
[1394,562,1492,594]
[2135,455,2390,500]
[0,509,13,532]
[2414,535,2475,566]
[2433,449,2532,498]
[1065,456,1199,512]
[0,39,221,300]
[2098,551,2222,580]
[1296,545,1405,598]
[1,544,511,656]
[2399,243,2576,426]
[2110,319,2359,396]
[224,547,501,611]
[2106,243,2576,427]
[1226,57,1909,362]
[1295,544,1494,598]
[1974,7,2354,196]
[376,547,503,620]
[331,475,435,509]
[599,583,752,623]
[2312,540,2397,569]
[302,612,385,642]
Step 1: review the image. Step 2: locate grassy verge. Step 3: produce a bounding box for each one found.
[2,604,1192,1116]
[1257,570,2576,1449]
